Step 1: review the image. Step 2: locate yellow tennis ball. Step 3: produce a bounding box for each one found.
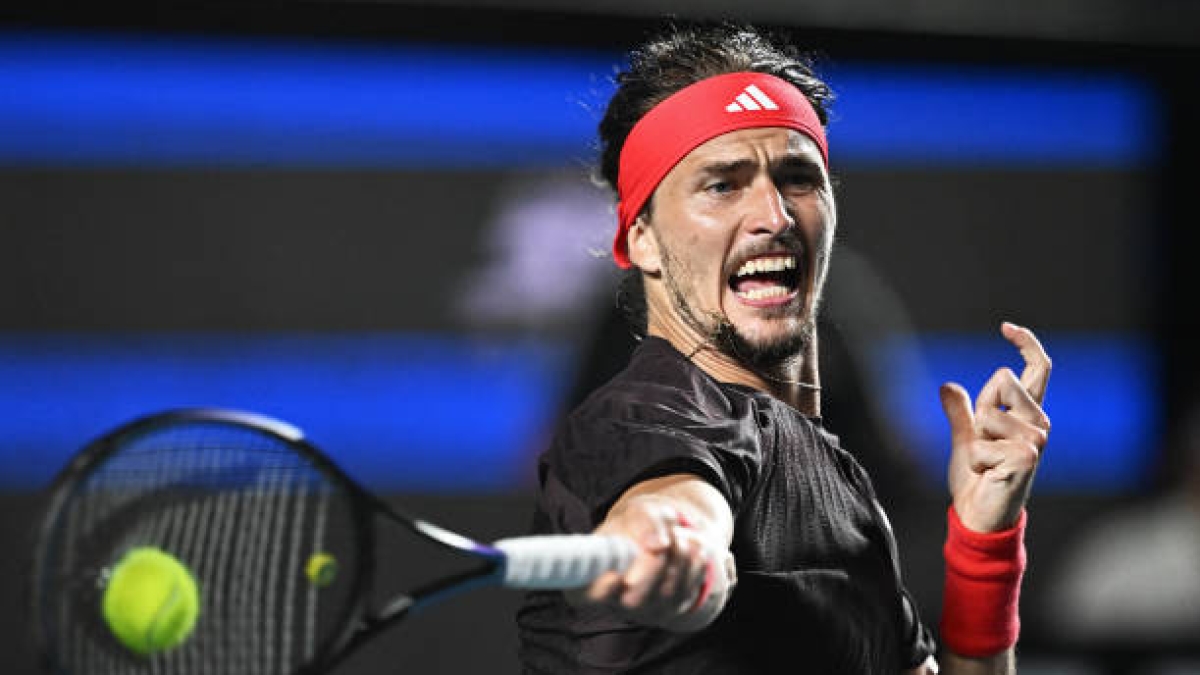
[305,552,338,587]
[102,547,200,656]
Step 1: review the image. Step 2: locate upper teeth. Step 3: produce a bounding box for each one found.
[735,256,796,277]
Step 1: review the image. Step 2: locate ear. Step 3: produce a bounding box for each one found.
[626,217,662,274]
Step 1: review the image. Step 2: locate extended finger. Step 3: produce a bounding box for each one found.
[1001,322,1052,404]
[939,382,976,448]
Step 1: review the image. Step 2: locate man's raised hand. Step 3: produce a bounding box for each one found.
[939,322,1052,532]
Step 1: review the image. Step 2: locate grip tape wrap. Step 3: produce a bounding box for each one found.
[493,535,636,589]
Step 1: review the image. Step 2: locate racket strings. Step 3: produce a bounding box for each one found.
[41,419,363,675]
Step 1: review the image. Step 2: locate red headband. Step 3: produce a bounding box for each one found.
[613,71,828,269]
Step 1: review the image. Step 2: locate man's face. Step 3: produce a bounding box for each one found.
[639,127,835,368]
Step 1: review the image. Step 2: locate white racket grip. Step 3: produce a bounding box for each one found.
[493,534,637,589]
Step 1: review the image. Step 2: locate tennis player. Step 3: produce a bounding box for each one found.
[518,24,1051,674]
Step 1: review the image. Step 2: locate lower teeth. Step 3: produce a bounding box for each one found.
[738,287,788,300]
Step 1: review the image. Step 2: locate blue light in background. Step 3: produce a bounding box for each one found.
[872,333,1160,491]
[0,334,572,492]
[0,30,1159,167]
[0,332,1160,493]
[0,30,617,167]
[824,64,1160,167]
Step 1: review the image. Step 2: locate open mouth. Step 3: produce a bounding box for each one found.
[728,254,802,304]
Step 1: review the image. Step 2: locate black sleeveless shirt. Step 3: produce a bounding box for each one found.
[517,337,935,674]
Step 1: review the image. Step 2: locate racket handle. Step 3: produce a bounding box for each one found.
[493,535,637,589]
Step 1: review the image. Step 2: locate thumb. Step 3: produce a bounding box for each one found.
[939,382,975,447]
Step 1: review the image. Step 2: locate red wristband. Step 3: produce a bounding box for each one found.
[940,506,1027,657]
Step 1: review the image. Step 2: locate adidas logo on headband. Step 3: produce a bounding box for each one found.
[724,84,779,112]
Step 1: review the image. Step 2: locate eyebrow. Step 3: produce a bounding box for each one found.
[773,155,824,173]
[698,154,822,176]
[698,158,757,176]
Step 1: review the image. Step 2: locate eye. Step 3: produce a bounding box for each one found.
[777,169,821,194]
[705,180,734,195]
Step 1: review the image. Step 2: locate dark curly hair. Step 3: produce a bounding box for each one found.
[599,23,835,335]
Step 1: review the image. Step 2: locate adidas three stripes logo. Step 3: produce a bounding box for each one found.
[724,84,780,113]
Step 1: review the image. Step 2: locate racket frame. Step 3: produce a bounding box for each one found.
[31,407,511,675]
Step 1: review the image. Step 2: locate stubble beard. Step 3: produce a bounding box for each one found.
[660,245,818,373]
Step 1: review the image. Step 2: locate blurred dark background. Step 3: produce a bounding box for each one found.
[2,2,1199,673]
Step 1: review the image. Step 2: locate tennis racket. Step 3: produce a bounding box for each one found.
[30,407,636,675]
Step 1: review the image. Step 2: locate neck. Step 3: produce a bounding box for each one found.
[648,318,821,417]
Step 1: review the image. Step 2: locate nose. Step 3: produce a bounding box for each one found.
[744,177,795,235]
